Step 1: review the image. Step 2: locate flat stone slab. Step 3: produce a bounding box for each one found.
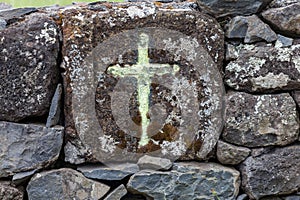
[0,13,60,122]
[0,122,63,177]
[104,184,127,200]
[225,44,300,92]
[77,163,139,181]
[137,155,172,170]
[62,2,225,164]
[240,145,300,199]
[27,168,110,200]
[127,162,240,200]
[223,92,299,147]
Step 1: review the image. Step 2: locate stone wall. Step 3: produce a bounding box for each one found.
[0,0,299,199]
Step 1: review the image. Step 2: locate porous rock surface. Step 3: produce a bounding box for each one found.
[0,182,23,200]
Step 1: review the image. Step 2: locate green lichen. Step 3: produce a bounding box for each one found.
[108,33,179,147]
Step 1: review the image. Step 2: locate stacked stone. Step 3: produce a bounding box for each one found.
[0,0,299,199]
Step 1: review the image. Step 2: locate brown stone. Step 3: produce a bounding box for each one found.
[217,140,250,165]
[61,2,225,164]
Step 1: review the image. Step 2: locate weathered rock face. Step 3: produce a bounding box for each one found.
[225,15,277,43]
[223,92,299,147]
[46,84,62,128]
[0,13,60,122]
[62,2,225,164]
[293,90,300,109]
[0,182,23,200]
[262,3,300,37]
[268,0,299,8]
[217,140,251,165]
[196,0,272,18]
[137,155,172,170]
[27,168,110,200]
[0,122,63,177]
[77,163,139,181]
[225,44,300,92]
[127,162,240,200]
[240,145,300,199]
[104,184,127,200]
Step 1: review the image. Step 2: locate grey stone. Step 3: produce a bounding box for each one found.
[237,194,249,200]
[63,2,225,164]
[225,43,239,61]
[0,13,60,122]
[292,90,300,109]
[64,141,88,164]
[46,84,62,127]
[0,122,63,177]
[217,140,251,165]
[251,147,274,157]
[137,155,172,170]
[0,3,12,10]
[0,7,37,24]
[225,44,300,92]
[104,185,127,200]
[283,195,300,200]
[127,162,240,200]
[12,169,37,185]
[268,0,300,8]
[223,92,299,147]
[275,35,294,48]
[262,3,300,37]
[27,168,110,200]
[226,15,277,43]
[0,18,5,30]
[196,0,272,18]
[78,163,139,181]
[240,145,300,199]
[0,182,23,200]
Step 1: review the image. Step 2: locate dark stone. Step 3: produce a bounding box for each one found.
[292,90,300,109]
[127,162,240,199]
[0,13,60,122]
[0,8,37,24]
[217,140,251,165]
[196,0,272,18]
[62,2,225,164]
[137,155,172,170]
[225,44,300,92]
[262,3,300,37]
[240,145,300,199]
[46,84,62,128]
[77,163,139,181]
[104,184,127,200]
[0,182,23,200]
[12,170,37,185]
[275,35,294,48]
[223,92,299,147]
[27,168,110,200]
[0,122,63,177]
[225,15,277,43]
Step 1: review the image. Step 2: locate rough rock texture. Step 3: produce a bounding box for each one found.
[137,155,172,170]
[127,162,240,200]
[0,13,60,122]
[268,0,299,8]
[225,15,277,43]
[275,35,294,48]
[292,90,300,108]
[0,18,5,30]
[27,168,110,200]
[0,122,64,177]
[46,83,62,127]
[0,182,23,200]
[196,0,272,18]
[240,145,300,199]
[62,2,225,164]
[225,44,300,92]
[104,185,127,200]
[0,8,37,24]
[223,92,299,147]
[77,163,139,181]
[217,140,251,165]
[262,3,300,37]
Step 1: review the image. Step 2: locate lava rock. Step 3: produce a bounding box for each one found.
[240,145,300,199]
[137,155,172,170]
[0,13,60,122]
[0,182,23,200]
[223,92,299,147]
[217,140,251,165]
[77,163,139,181]
[104,184,127,200]
[262,3,300,37]
[0,122,63,177]
[27,168,110,200]
[46,83,62,128]
[225,44,300,92]
[225,15,277,43]
[127,162,240,199]
[62,2,225,163]
[196,0,272,18]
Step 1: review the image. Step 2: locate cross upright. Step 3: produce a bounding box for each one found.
[107,33,180,147]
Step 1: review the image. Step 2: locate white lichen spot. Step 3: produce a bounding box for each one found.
[252,73,290,90]
[98,135,118,153]
[292,55,300,73]
[74,13,85,21]
[160,136,187,156]
[126,4,155,19]
[35,22,57,45]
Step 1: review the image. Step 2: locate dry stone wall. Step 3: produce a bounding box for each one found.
[0,0,299,199]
